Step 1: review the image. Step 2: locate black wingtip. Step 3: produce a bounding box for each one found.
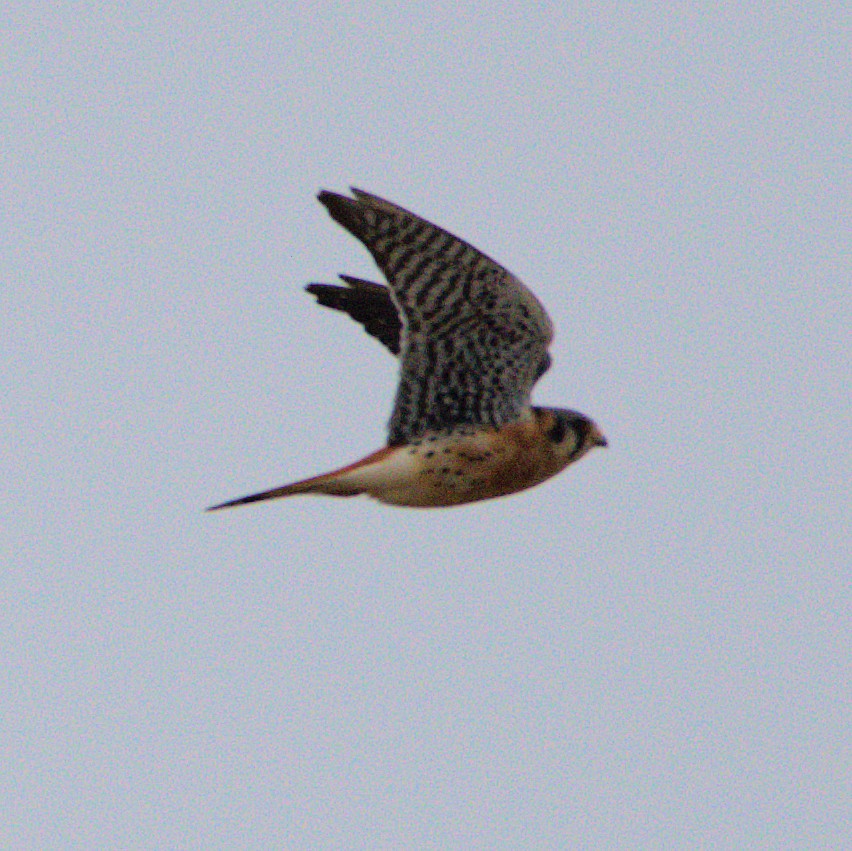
[317,189,368,239]
[308,275,390,296]
[304,282,342,308]
[316,189,348,218]
[304,277,402,355]
[317,188,352,210]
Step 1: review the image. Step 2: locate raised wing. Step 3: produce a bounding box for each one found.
[306,275,401,355]
[318,188,554,446]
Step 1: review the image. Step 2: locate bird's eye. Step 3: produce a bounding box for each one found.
[548,417,568,443]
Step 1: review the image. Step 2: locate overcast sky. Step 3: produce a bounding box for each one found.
[3,2,848,848]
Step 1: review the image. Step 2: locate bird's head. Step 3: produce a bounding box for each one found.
[535,407,607,466]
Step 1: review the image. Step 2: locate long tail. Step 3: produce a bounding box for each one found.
[206,473,363,511]
[206,446,397,511]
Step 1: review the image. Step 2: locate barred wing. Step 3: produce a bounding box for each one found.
[319,188,554,446]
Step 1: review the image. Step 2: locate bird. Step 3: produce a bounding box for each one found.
[208,188,606,510]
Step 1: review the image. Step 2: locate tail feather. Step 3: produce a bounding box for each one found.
[207,446,398,511]
[206,472,363,511]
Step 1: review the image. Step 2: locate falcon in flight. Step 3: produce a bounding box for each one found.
[209,188,606,510]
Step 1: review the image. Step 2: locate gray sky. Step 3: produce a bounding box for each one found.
[3,2,848,848]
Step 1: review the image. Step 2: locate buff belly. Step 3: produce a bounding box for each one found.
[334,423,560,508]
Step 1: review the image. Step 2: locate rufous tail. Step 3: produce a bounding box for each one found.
[206,472,363,511]
[207,446,397,511]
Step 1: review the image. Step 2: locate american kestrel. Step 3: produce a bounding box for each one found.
[209,188,606,510]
